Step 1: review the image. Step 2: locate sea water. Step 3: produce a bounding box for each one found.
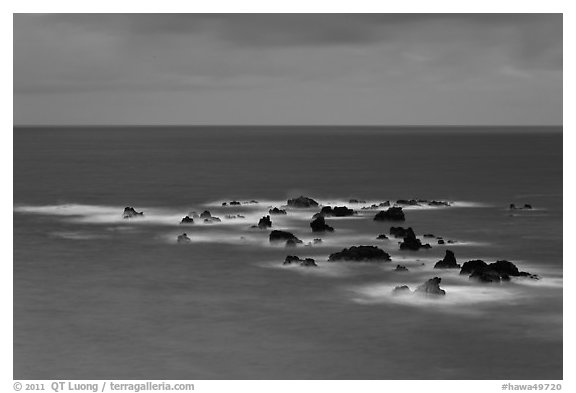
[13,126,562,379]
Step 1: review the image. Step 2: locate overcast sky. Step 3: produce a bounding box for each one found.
[13,14,562,126]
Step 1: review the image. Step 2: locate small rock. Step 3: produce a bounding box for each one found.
[180,216,194,224]
[123,207,144,219]
[177,233,191,243]
[415,277,446,296]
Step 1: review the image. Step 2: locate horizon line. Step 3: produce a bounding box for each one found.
[13,124,563,128]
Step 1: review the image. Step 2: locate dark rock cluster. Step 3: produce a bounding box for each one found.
[318,206,355,217]
[460,259,538,283]
[284,255,317,267]
[180,216,194,224]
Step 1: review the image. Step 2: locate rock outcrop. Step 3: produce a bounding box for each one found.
[319,206,355,217]
[269,207,287,215]
[180,216,194,224]
[257,215,272,229]
[460,259,537,282]
[287,196,319,208]
[374,207,405,221]
[269,230,302,245]
[399,227,432,251]
[283,255,317,267]
[415,277,446,296]
[328,246,391,262]
[123,207,144,218]
[177,233,191,243]
[310,216,334,232]
[460,260,489,275]
[434,250,461,269]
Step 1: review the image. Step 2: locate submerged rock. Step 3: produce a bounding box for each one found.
[328,246,391,262]
[313,238,323,244]
[395,264,409,272]
[257,215,272,229]
[269,207,287,215]
[284,255,317,267]
[399,228,432,251]
[180,216,194,224]
[434,250,461,269]
[200,210,212,219]
[437,239,445,245]
[376,234,389,240]
[320,206,355,217]
[287,196,319,208]
[415,277,446,296]
[310,216,334,232]
[374,207,405,221]
[269,230,302,245]
[349,199,366,204]
[123,207,144,218]
[177,233,191,243]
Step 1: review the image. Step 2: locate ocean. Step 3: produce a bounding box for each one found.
[13,126,562,379]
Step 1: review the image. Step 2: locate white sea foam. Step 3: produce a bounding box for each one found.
[14,203,276,227]
[259,260,365,278]
[50,231,106,240]
[350,281,523,313]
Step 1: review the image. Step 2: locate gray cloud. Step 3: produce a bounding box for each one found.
[13,13,562,125]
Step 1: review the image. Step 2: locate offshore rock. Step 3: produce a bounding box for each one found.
[123,207,144,218]
[434,250,461,269]
[374,207,405,221]
[328,246,391,262]
[257,215,272,229]
[415,277,446,296]
[287,196,319,208]
[310,216,334,232]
